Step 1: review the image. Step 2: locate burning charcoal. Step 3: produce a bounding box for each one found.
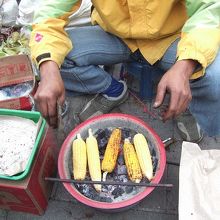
[117,154,125,165]
[117,175,128,182]
[77,184,91,195]
[113,175,119,181]
[142,177,150,183]
[89,186,97,195]
[152,157,158,174]
[89,193,100,201]
[104,128,111,136]
[151,148,156,157]
[95,129,105,139]
[107,172,116,181]
[125,186,134,194]
[96,130,108,149]
[96,129,112,155]
[112,187,125,199]
[116,165,127,175]
[82,190,95,199]
[102,185,113,193]
[107,185,113,192]
[121,128,131,139]
[75,182,107,202]
[99,197,113,203]
[81,184,91,196]
[105,197,113,203]
[102,185,109,192]
[75,183,84,192]
[95,138,107,151]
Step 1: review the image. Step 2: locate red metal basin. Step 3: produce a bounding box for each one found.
[58,113,166,211]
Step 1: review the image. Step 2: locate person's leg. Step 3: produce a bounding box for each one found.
[60,25,131,121]
[189,50,220,136]
[61,25,131,94]
[157,39,220,137]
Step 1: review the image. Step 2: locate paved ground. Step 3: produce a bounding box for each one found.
[1,88,220,220]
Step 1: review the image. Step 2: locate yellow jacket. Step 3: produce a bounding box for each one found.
[30,0,220,79]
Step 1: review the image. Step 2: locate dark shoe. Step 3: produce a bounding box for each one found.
[175,110,203,143]
[79,81,128,122]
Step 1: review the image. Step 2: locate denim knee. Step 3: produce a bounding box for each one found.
[206,76,220,102]
[191,65,220,102]
[189,60,220,136]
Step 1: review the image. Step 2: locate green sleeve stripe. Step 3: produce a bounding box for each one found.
[34,0,79,23]
[183,1,220,32]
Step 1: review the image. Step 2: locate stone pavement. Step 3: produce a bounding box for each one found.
[1,94,220,220]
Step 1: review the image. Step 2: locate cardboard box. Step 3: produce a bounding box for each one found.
[0,124,58,215]
[0,55,35,110]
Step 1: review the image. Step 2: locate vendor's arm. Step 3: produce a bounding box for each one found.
[154,0,220,121]
[29,0,81,127]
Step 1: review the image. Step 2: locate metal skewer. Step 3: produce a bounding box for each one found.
[45,177,173,188]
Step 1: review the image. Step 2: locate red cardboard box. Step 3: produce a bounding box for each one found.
[0,55,36,110]
[0,124,58,215]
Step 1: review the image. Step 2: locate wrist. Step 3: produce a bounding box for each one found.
[39,60,60,79]
[176,59,200,78]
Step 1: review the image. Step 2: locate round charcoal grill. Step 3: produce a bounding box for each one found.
[58,113,166,211]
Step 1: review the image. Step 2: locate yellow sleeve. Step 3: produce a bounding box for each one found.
[177,29,220,79]
[29,0,82,68]
[177,1,220,79]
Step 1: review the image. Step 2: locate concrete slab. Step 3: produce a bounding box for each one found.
[53,182,78,204]
[0,209,7,219]
[7,200,178,220]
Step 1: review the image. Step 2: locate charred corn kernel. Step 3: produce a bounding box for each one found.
[86,128,102,192]
[133,133,153,181]
[123,138,142,183]
[72,133,87,180]
[101,128,121,173]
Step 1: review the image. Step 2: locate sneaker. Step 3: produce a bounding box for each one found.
[79,81,129,122]
[175,110,203,143]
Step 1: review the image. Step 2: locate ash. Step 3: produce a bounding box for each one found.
[74,127,159,203]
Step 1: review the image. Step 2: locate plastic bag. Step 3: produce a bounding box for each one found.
[179,142,220,220]
[17,0,92,27]
[67,0,92,27]
[1,0,19,27]
[16,0,39,26]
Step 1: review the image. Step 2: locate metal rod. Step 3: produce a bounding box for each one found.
[166,160,180,166]
[45,177,173,188]
[163,137,175,148]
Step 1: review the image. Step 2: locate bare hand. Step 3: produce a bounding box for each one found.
[34,61,65,128]
[153,60,197,121]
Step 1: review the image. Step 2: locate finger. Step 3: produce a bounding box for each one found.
[175,94,192,117]
[154,83,166,108]
[57,93,66,120]
[163,92,180,121]
[34,93,48,119]
[57,90,65,106]
[47,98,58,128]
[175,97,188,116]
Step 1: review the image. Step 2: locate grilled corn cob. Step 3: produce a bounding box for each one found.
[86,128,102,192]
[101,128,121,173]
[133,133,153,180]
[123,138,142,183]
[72,133,87,180]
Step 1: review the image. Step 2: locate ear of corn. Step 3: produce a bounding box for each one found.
[133,133,153,181]
[72,133,87,180]
[123,138,142,183]
[101,128,121,173]
[86,128,102,192]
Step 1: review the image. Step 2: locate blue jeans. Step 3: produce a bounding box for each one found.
[60,25,220,136]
